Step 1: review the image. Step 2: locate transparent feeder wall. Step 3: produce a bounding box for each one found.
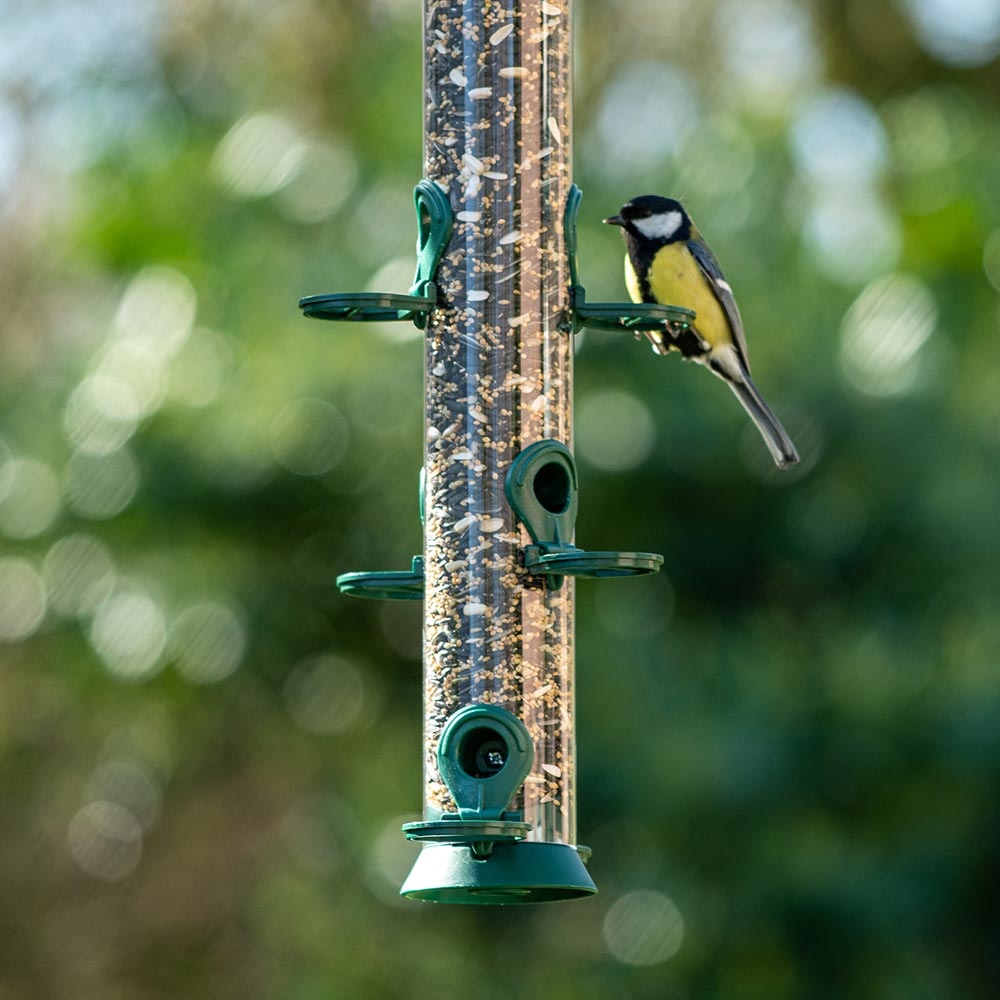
[422,0,575,846]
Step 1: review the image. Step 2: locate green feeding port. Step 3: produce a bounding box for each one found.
[298,180,452,329]
[401,704,596,904]
[435,703,534,823]
[505,439,664,589]
[402,704,532,853]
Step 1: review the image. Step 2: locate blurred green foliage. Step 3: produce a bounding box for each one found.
[1,0,999,997]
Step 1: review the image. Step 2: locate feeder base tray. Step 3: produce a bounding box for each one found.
[400,841,596,905]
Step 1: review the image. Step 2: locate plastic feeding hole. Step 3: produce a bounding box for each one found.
[458,727,509,778]
[533,460,571,515]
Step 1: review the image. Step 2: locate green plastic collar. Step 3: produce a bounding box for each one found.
[298,179,453,327]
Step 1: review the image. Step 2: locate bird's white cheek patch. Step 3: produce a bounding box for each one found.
[634,211,683,241]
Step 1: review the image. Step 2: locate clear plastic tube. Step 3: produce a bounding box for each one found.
[422,0,575,845]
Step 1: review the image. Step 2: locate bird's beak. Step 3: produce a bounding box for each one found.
[603,214,625,226]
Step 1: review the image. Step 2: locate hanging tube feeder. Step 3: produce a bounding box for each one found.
[299,0,693,904]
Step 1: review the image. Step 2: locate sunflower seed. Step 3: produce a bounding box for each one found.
[489,24,514,45]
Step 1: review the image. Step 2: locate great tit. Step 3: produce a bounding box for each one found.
[604,195,799,469]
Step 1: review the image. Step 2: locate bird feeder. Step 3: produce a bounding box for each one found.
[299,0,693,904]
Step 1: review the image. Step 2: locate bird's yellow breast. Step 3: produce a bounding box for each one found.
[625,243,731,349]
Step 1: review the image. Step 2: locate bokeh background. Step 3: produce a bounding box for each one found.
[2,0,999,996]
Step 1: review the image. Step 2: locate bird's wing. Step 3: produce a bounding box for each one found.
[687,236,751,373]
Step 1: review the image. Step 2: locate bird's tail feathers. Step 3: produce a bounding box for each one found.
[726,373,800,470]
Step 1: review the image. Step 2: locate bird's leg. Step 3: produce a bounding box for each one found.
[642,327,672,356]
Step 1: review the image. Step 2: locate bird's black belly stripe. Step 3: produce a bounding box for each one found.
[624,231,661,304]
[624,230,708,359]
[674,327,710,359]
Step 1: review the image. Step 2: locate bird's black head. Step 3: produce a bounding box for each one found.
[604,195,691,244]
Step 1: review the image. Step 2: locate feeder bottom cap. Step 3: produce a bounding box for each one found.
[400,841,596,905]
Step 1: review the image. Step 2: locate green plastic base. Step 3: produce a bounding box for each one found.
[400,841,597,905]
